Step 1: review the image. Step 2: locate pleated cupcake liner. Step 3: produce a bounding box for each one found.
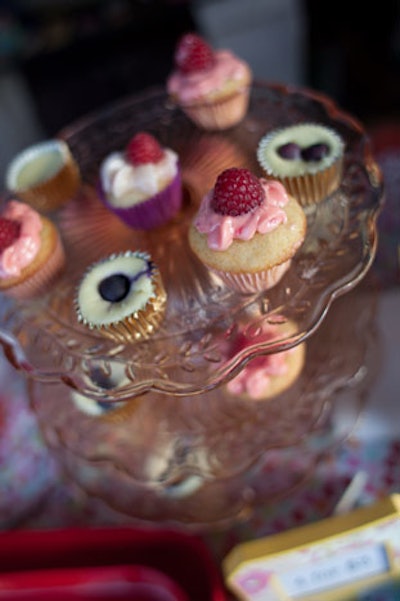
[277,159,344,207]
[181,87,250,132]
[208,259,292,294]
[99,170,183,231]
[6,139,81,212]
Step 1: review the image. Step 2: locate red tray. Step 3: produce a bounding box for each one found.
[0,527,227,601]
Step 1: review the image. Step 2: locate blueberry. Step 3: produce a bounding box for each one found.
[90,367,115,389]
[301,143,330,162]
[98,273,130,302]
[277,142,301,160]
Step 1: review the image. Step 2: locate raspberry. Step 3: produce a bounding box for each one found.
[210,168,265,216]
[174,32,216,74]
[0,217,21,253]
[126,132,164,165]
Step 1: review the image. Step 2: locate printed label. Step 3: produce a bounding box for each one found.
[279,544,390,598]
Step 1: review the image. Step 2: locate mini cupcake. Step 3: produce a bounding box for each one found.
[257,123,345,207]
[69,361,130,416]
[5,139,81,212]
[224,319,306,401]
[188,167,306,294]
[167,32,252,131]
[75,250,167,343]
[0,200,66,299]
[99,131,182,230]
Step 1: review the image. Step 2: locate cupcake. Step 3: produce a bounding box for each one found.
[257,123,345,207]
[75,250,167,343]
[167,32,252,131]
[0,200,66,299]
[144,439,207,499]
[5,139,81,212]
[224,319,306,401]
[99,131,182,230]
[69,361,130,416]
[188,167,307,294]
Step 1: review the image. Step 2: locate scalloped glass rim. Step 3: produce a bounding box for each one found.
[0,81,384,400]
[26,279,378,526]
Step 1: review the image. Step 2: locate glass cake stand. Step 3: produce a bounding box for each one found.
[0,82,384,526]
[27,278,379,526]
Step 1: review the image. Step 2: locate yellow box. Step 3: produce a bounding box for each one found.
[223,494,400,601]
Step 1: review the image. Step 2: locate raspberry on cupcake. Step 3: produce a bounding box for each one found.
[0,200,66,299]
[167,32,252,131]
[257,123,345,207]
[188,167,306,293]
[98,131,182,230]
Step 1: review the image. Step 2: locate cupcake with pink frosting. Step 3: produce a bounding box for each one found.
[224,319,306,401]
[188,167,306,293]
[167,32,252,131]
[99,131,182,230]
[0,199,65,299]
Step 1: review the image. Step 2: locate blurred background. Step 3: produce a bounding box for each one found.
[1,0,400,183]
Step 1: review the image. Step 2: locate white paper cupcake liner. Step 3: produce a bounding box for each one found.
[181,87,250,131]
[208,259,292,294]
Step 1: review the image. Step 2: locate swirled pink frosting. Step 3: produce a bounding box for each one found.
[227,324,293,399]
[194,179,289,250]
[0,200,42,278]
[167,50,251,104]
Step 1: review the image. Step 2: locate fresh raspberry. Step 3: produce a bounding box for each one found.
[210,168,265,216]
[126,132,164,165]
[174,32,216,74]
[0,217,21,253]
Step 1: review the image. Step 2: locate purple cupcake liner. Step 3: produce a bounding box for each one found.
[99,169,183,230]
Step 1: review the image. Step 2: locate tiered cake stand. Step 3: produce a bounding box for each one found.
[0,82,384,526]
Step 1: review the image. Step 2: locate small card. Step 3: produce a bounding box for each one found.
[223,495,400,601]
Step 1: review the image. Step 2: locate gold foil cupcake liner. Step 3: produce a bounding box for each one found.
[6,139,81,212]
[277,158,344,207]
[77,267,167,344]
[257,123,345,207]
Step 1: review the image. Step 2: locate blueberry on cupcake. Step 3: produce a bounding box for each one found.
[257,123,345,207]
[75,250,166,343]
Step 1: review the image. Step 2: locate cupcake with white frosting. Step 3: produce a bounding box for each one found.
[5,139,81,212]
[75,250,166,343]
[99,131,182,230]
[257,123,345,207]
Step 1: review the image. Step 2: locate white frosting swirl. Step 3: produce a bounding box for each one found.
[100,149,179,208]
